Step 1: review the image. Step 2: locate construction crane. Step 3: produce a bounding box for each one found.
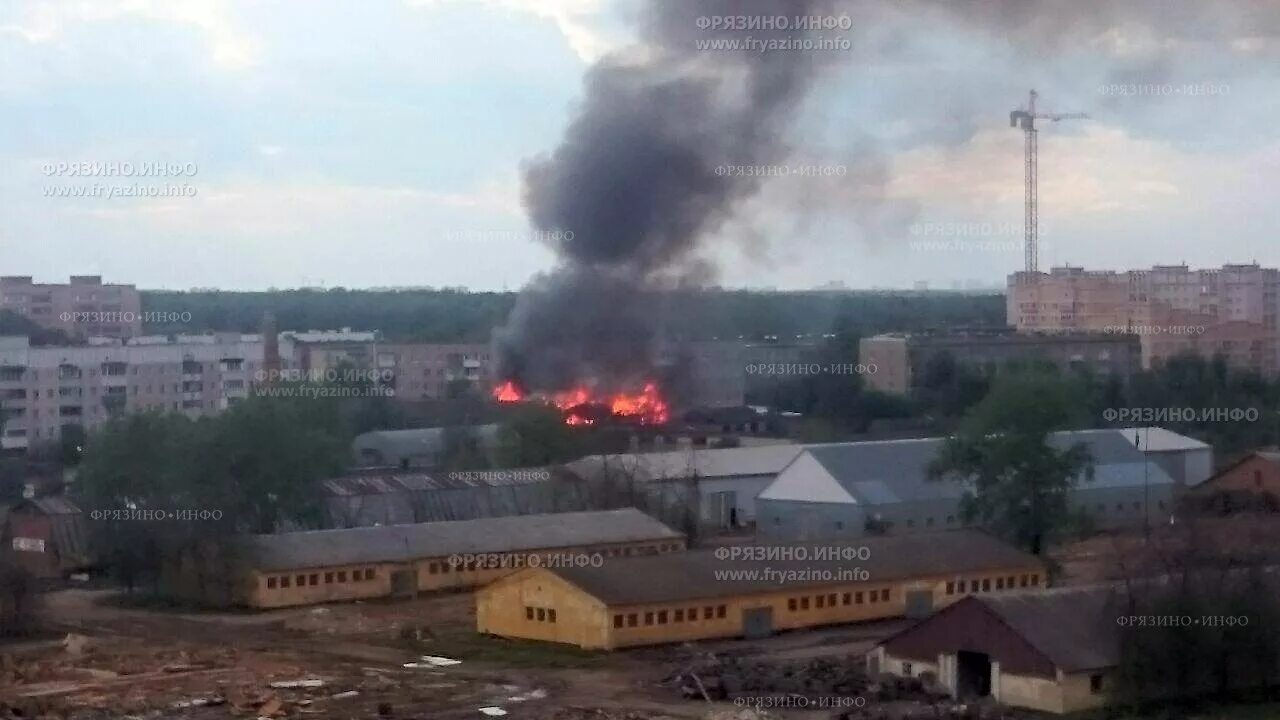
[1010,89,1088,273]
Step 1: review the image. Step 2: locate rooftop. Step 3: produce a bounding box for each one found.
[239,508,682,572]
[567,444,804,483]
[540,529,1042,606]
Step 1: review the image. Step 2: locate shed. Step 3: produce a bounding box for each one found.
[4,496,90,578]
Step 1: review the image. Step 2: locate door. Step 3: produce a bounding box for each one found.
[905,589,934,618]
[742,606,773,639]
[391,569,417,598]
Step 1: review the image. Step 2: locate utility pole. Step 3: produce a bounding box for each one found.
[1010,90,1088,273]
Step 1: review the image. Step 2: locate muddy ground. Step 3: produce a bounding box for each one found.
[4,517,1278,720]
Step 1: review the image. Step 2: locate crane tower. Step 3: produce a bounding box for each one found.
[1010,89,1088,273]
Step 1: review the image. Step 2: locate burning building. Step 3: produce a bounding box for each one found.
[492,0,838,421]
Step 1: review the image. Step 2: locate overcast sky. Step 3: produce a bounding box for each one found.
[2,0,1278,291]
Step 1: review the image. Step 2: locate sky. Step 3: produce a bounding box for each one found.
[1,0,1278,291]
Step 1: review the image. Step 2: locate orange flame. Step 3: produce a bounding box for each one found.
[492,380,524,403]
[493,379,668,426]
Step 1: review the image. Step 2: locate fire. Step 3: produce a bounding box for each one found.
[493,380,524,403]
[492,379,669,425]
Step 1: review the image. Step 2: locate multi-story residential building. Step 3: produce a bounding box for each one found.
[377,342,492,400]
[0,275,142,339]
[1008,264,1280,375]
[0,333,263,450]
[859,330,1141,396]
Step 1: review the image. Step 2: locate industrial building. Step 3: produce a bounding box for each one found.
[476,529,1045,649]
[1190,450,1280,508]
[871,585,1121,714]
[163,508,684,609]
[756,428,1206,541]
[566,444,804,531]
[320,466,592,527]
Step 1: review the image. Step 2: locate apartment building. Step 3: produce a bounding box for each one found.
[859,330,1141,395]
[1008,264,1280,374]
[0,275,142,339]
[0,333,264,450]
[377,342,493,400]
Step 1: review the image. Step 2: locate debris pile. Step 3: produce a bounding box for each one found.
[666,654,868,702]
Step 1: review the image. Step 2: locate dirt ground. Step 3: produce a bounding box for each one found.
[5,518,1279,720]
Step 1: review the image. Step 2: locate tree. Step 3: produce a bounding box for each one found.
[927,371,1093,556]
[494,404,583,467]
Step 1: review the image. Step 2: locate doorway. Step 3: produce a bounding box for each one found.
[956,650,992,699]
[742,606,773,639]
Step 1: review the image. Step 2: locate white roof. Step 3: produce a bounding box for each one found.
[1122,427,1210,452]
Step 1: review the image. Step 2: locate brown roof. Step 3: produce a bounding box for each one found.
[977,586,1125,672]
[543,529,1043,606]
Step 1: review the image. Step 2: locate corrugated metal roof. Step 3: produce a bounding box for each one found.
[1122,426,1211,452]
[352,425,502,463]
[793,429,1177,506]
[30,496,82,515]
[241,508,683,572]
[322,467,556,496]
[542,529,1042,605]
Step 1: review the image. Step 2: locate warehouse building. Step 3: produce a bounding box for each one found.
[2,496,89,578]
[566,444,803,532]
[757,429,1198,541]
[476,529,1045,649]
[320,466,591,528]
[164,508,684,608]
[869,585,1122,714]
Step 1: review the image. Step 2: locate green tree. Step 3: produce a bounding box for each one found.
[928,371,1093,556]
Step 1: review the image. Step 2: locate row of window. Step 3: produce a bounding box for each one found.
[788,588,890,612]
[945,573,1039,596]
[525,606,557,623]
[613,604,728,629]
[264,567,377,590]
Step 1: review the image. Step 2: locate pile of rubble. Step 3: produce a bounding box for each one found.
[666,654,868,701]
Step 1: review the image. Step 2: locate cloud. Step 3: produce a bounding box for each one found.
[0,0,257,69]
[405,0,622,61]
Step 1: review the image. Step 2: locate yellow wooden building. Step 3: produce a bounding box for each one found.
[164,508,684,608]
[475,529,1045,649]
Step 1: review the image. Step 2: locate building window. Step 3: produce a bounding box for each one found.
[981,579,990,592]
[536,608,546,622]
[675,609,684,622]
[800,597,810,610]
[828,593,837,606]
[1030,574,1039,586]
[325,572,334,584]
[614,614,624,628]
[1007,576,1015,588]
[627,613,638,627]
[309,574,319,586]
[946,581,955,595]
[855,591,864,605]
[428,562,439,574]
[645,612,654,626]
[788,598,797,611]
[717,605,726,618]
[549,609,558,623]
[526,607,534,620]
[657,610,668,624]
[903,662,913,676]
[946,515,955,525]
[281,576,290,588]
[880,589,890,602]
[842,592,851,605]
[1020,574,1028,587]
[297,574,306,587]
[704,606,714,619]
[996,577,1005,590]
[1090,674,1103,694]
[337,571,347,582]
[365,569,376,580]
[816,595,825,609]
[835,521,843,530]
[267,577,277,589]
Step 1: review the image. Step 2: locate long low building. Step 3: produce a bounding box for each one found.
[476,529,1045,649]
[163,508,684,608]
[757,428,1205,541]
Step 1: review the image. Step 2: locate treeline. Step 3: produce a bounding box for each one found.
[758,341,1279,462]
[140,288,1005,342]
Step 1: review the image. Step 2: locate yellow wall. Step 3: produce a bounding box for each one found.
[478,563,1045,650]
[1057,670,1109,714]
[249,562,394,608]
[477,569,610,648]
[244,538,685,609]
